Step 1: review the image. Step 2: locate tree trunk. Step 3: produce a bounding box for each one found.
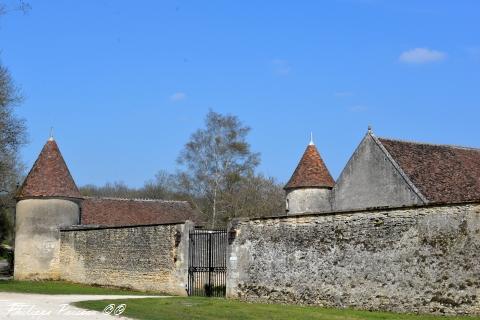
[211,186,217,228]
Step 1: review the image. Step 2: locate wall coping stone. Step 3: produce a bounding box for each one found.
[235,201,480,223]
[60,220,191,232]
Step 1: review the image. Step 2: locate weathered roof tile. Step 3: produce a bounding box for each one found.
[284,144,334,190]
[379,138,480,204]
[16,139,82,199]
[81,197,200,226]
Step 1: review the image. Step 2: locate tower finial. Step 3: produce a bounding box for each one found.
[309,132,314,145]
[368,125,372,133]
[49,127,54,141]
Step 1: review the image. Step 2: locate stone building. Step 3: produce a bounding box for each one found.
[226,129,480,314]
[14,137,198,280]
[286,128,480,214]
[11,130,480,314]
[284,139,335,214]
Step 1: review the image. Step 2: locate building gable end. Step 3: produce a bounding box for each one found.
[333,132,425,211]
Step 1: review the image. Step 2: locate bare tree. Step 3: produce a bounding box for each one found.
[79,110,285,227]
[224,173,284,219]
[80,111,285,227]
[0,64,26,244]
[0,2,31,247]
[79,171,187,201]
[142,170,181,200]
[0,1,31,16]
[177,110,260,227]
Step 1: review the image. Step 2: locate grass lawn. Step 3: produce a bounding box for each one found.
[0,280,164,295]
[74,297,480,320]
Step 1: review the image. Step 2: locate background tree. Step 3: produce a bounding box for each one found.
[0,64,27,244]
[0,1,31,252]
[80,171,186,201]
[0,1,30,16]
[223,173,284,219]
[80,111,285,227]
[80,181,136,199]
[177,110,262,227]
[142,170,186,200]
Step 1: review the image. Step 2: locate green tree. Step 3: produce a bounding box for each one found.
[177,110,261,227]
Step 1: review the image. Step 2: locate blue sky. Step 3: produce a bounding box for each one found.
[1,0,479,187]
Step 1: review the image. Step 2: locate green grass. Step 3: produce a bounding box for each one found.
[74,297,480,320]
[0,280,165,295]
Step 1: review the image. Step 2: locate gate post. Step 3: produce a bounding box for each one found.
[174,220,195,296]
[225,218,248,298]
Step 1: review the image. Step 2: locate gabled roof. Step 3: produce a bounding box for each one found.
[81,197,200,226]
[284,143,335,190]
[16,139,82,199]
[378,137,480,204]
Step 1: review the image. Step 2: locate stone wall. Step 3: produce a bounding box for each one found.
[59,221,193,295]
[227,203,480,315]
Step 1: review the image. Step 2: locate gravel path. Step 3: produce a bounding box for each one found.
[0,292,166,319]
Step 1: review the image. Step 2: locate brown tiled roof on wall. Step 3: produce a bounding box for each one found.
[16,139,82,199]
[284,144,335,190]
[379,138,480,204]
[81,197,199,226]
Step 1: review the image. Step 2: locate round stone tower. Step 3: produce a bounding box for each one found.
[284,137,335,214]
[14,137,82,280]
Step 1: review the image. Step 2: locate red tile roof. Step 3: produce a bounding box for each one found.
[379,138,480,204]
[16,139,82,199]
[284,144,335,190]
[81,197,199,226]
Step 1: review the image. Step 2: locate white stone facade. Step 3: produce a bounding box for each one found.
[14,198,80,280]
[286,188,332,214]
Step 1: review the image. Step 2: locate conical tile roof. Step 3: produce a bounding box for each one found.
[16,139,82,199]
[284,144,334,190]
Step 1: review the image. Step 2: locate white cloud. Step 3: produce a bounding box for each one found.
[271,59,291,75]
[399,48,447,64]
[170,92,187,102]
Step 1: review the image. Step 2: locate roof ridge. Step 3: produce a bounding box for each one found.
[84,196,189,203]
[378,136,480,151]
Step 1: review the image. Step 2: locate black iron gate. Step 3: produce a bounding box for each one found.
[188,229,227,297]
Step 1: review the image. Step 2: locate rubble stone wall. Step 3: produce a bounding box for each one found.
[59,221,193,295]
[227,203,480,315]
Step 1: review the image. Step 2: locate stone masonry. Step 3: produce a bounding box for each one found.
[59,221,194,295]
[227,203,480,315]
